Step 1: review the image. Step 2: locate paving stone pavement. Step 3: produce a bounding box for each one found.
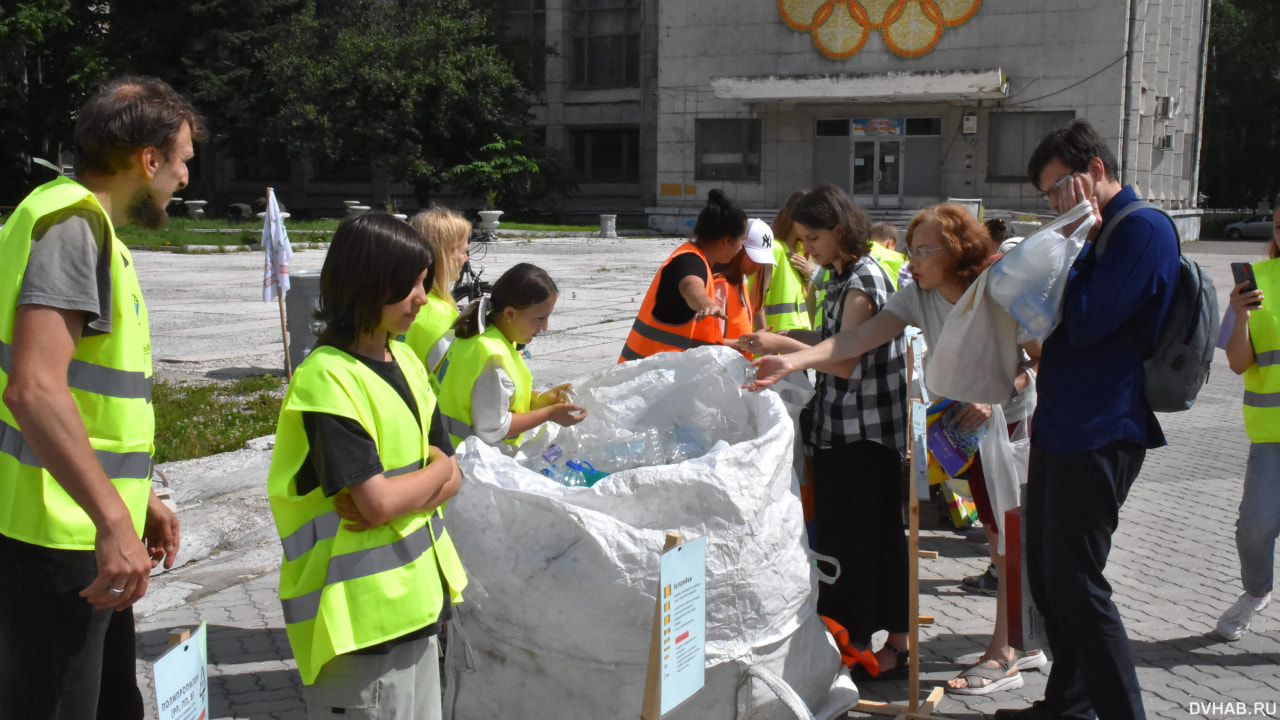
[131,236,1280,718]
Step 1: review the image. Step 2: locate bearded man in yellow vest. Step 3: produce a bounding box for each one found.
[0,77,197,719]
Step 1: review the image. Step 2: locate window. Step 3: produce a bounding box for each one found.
[905,117,942,136]
[987,111,1075,181]
[696,119,761,182]
[572,127,640,182]
[570,0,640,89]
[505,0,547,91]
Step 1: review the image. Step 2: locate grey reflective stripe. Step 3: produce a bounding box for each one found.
[1244,390,1280,409]
[619,344,644,362]
[630,319,692,350]
[765,302,801,315]
[280,513,446,625]
[1257,350,1280,368]
[280,511,342,562]
[441,413,474,439]
[0,338,151,402]
[385,460,420,478]
[278,470,425,562]
[0,417,151,480]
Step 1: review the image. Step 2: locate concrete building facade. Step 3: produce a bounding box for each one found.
[526,0,1209,234]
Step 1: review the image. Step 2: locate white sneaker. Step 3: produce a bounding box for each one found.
[1217,592,1270,641]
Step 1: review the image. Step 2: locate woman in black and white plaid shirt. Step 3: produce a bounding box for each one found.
[734,185,910,679]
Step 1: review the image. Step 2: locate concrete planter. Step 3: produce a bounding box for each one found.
[478,210,504,230]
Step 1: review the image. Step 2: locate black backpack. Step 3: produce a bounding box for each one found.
[1095,201,1219,412]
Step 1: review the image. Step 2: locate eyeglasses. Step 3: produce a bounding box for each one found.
[1040,172,1075,200]
[904,245,944,260]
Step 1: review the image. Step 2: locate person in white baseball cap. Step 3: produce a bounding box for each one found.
[742,218,778,266]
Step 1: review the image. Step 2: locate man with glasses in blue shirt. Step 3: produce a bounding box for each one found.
[995,120,1180,720]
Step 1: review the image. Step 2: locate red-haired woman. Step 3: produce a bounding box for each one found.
[741,203,1042,694]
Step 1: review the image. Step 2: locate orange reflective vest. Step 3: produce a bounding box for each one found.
[619,242,723,363]
[714,275,753,357]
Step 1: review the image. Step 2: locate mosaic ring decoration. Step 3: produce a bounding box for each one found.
[779,0,980,59]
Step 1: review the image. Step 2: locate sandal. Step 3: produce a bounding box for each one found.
[852,642,910,683]
[946,659,1024,696]
[961,564,999,596]
[1014,649,1047,672]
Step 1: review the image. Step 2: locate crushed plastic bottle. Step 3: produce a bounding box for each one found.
[664,424,709,464]
[598,428,663,473]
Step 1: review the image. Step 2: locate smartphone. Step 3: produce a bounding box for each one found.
[1231,262,1258,294]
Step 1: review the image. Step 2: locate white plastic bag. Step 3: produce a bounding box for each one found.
[442,346,855,720]
[985,199,1096,341]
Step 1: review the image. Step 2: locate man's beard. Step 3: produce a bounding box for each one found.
[127,185,170,230]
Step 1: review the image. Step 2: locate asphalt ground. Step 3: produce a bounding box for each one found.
[129,233,1280,719]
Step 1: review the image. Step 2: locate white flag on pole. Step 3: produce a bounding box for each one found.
[262,187,293,302]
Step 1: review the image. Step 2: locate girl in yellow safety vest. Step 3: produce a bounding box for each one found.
[437,263,586,450]
[404,207,471,385]
[1214,200,1280,642]
[267,212,467,716]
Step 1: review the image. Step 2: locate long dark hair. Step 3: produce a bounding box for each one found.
[454,263,558,339]
[792,185,871,262]
[315,213,435,349]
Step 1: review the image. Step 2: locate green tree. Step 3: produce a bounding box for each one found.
[0,1,111,204]
[264,0,570,208]
[1201,0,1280,208]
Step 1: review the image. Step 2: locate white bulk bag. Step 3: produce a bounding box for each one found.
[442,346,856,720]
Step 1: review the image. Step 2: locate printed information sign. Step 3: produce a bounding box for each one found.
[154,622,209,720]
[659,536,706,715]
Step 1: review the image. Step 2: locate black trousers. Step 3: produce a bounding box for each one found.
[0,532,143,720]
[1027,440,1146,720]
[811,438,909,646]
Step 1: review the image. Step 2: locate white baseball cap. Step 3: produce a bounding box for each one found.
[743,218,777,265]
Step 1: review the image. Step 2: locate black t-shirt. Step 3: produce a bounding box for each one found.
[295,348,456,648]
[651,253,709,325]
[296,350,454,498]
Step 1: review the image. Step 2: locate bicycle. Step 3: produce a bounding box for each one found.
[451,228,495,304]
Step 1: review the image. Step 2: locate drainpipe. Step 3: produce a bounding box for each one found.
[1189,0,1212,208]
[1120,0,1142,186]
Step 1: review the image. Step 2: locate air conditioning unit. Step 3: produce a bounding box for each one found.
[1155,96,1173,119]
[1155,134,1175,150]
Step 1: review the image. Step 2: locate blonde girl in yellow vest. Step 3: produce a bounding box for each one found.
[437,263,586,450]
[404,207,471,384]
[267,213,466,717]
[1216,206,1280,642]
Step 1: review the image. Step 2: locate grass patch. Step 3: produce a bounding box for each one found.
[154,374,284,462]
[119,218,339,248]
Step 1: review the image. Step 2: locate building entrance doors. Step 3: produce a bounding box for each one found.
[852,139,902,209]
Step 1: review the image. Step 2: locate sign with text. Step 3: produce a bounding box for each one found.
[154,622,209,720]
[659,536,706,715]
[852,118,904,136]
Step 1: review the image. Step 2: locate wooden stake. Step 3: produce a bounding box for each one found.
[278,290,292,380]
[853,330,945,720]
[641,532,683,720]
[167,629,191,648]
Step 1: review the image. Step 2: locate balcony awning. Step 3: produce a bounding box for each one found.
[710,68,1007,103]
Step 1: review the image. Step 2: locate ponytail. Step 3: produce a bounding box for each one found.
[452,263,558,339]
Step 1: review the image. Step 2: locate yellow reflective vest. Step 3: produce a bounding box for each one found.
[751,240,811,332]
[436,323,532,448]
[402,291,458,389]
[1243,257,1280,443]
[0,178,154,550]
[267,342,467,685]
[869,242,906,291]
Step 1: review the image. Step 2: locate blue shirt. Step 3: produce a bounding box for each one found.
[1033,186,1181,454]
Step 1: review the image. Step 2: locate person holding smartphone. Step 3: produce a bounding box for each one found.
[1215,198,1280,642]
